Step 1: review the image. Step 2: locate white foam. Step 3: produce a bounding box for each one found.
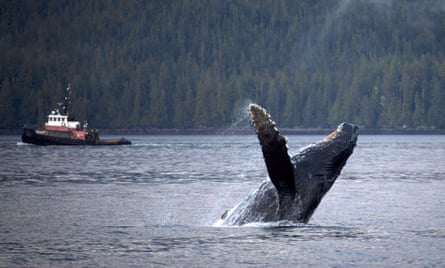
[214,220,304,228]
[16,142,31,146]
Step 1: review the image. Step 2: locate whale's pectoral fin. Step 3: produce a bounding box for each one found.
[248,104,296,197]
[262,134,295,197]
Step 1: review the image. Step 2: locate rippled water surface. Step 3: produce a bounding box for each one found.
[0,134,444,267]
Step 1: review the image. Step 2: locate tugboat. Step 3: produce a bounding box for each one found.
[22,84,131,145]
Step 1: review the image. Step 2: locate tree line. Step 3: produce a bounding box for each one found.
[1,0,444,129]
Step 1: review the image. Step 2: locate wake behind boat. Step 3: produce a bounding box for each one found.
[21,84,131,146]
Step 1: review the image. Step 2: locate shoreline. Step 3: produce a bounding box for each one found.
[2,127,445,136]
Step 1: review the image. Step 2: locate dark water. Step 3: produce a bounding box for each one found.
[0,134,444,267]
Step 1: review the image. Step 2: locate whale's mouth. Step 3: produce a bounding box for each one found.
[338,123,359,144]
[337,122,359,135]
[317,123,358,144]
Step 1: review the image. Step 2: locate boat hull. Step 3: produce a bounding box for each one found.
[22,127,131,146]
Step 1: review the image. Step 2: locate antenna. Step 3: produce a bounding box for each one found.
[64,83,72,116]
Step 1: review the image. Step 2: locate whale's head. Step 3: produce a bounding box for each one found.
[319,122,358,146]
[336,122,359,144]
[328,122,358,164]
[306,122,358,176]
[311,122,358,165]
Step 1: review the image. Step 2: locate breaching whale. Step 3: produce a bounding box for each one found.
[217,104,358,226]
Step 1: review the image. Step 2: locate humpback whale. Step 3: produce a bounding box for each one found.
[218,104,358,226]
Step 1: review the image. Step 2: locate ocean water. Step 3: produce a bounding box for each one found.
[0,134,444,267]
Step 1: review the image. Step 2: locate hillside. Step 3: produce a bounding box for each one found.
[1,0,444,129]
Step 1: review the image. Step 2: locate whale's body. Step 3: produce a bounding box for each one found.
[218,104,358,226]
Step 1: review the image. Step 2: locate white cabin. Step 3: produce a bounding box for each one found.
[45,110,81,130]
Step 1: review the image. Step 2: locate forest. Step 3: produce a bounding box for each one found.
[1,0,445,130]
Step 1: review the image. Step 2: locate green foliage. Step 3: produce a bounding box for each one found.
[1,0,444,129]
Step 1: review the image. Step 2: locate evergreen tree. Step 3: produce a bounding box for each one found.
[0,0,444,129]
[0,78,15,128]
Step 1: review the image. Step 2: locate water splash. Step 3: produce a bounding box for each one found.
[221,99,253,135]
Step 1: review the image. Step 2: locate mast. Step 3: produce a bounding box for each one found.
[62,83,72,117]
